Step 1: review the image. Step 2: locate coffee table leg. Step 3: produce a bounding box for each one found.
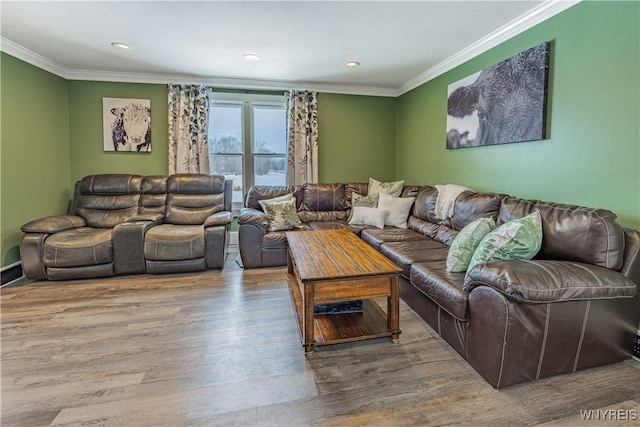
[304,282,315,354]
[388,275,400,343]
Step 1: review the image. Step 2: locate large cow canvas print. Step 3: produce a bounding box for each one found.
[103,98,151,152]
[446,42,550,149]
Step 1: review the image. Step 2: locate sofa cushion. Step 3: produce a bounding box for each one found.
[43,227,113,268]
[144,224,205,261]
[368,177,404,197]
[349,207,385,229]
[380,240,450,278]
[498,197,625,270]
[260,198,302,231]
[301,183,346,212]
[450,192,503,231]
[74,174,143,228]
[434,225,458,246]
[468,211,542,274]
[407,216,440,239]
[378,192,415,229]
[164,174,226,225]
[410,260,469,320]
[140,175,168,214]
[299,183,348,223]
[361,228,429,250]
[411,186,451,227]
[344,183,370,209]
[446,217,496,272]
[245,185,302,211]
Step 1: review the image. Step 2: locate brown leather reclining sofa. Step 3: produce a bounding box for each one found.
[20,173,233,281]
[238,183,640,388]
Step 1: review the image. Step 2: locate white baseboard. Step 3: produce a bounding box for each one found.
[230,231,238,245]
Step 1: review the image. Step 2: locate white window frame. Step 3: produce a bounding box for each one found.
[209,92,287,213]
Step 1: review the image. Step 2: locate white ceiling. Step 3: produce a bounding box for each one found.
[0,1,578,96]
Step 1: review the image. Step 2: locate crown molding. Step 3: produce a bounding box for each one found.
[2,0,580,98]
[62,68,399,97]
[397,0,582,96]
[0,37,70,77]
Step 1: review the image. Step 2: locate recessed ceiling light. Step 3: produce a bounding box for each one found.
[243,53,261,62]
[344,61,360,69]
[111,42,133,51]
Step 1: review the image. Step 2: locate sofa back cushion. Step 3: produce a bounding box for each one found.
[140,175,168,214]
[344,183,369,209]
[409,187,501,244]
[245,185,302,211]
[411,186,449,226]
[299,183,348,222]
[164,174,226,225]
[498,197,625,270]
[74,174,142,228]
[450,192,503,230]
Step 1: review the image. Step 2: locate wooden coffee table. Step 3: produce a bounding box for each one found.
[285,229,402,354]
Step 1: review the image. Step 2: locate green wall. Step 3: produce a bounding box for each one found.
[67,85,397,184]
[68,81,169,182]
[318,93,396,183]
[1,53,72,266]
[396,1,640,229]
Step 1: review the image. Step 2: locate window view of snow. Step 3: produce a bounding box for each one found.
[209,101,287,203]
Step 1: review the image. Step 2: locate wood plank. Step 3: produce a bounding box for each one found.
[286,231,342,280]
[312,276,391,304]
[286,230,401,281]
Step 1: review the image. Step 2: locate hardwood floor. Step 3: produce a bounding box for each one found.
[2,247,639,426]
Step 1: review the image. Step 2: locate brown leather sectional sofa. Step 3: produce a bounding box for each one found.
[20,173,233,281]
[238,183,640,388]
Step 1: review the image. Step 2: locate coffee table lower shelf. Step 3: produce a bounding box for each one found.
[287,273,394,352]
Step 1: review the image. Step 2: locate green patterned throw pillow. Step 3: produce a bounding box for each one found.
[467,211,542,276]
[368,178,405,197]
[446,217,496,272]
[259,198,301,231]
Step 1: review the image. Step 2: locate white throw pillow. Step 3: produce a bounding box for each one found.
[348,206,386,229]
[377,192,415,229]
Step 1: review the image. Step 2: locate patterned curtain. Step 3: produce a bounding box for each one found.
[168,84,210,174]
[286,90,318,185]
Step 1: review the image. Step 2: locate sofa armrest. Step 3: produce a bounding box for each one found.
[21,215,85,234]
[464,260,637,303]
[113,218,163,275]
[204,211,233,227]
[237,208,270,233]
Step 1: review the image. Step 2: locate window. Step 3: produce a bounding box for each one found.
[208,93,287,212]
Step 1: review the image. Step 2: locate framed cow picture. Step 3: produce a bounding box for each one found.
[103,98,151,152]
[446,42,550,149]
